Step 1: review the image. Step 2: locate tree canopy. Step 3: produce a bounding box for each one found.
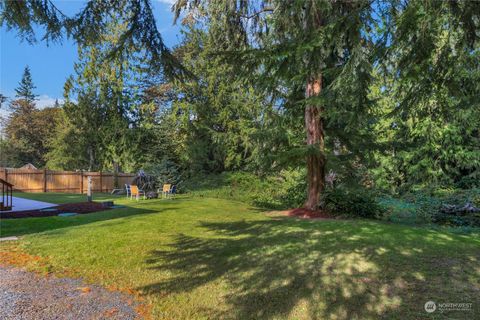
[1,0,479,207]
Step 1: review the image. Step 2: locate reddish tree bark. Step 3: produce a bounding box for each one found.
[304,76,326,210]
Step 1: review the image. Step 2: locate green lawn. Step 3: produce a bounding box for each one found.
[1,193,479,319]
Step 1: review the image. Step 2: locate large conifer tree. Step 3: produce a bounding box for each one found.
[14,66,37,103]
[175,0,377,209]
[4,67,59,166]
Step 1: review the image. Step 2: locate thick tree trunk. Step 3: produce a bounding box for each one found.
[304,76,326,210]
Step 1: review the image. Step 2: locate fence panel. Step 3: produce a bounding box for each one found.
[117,173,136,189]
[0,168,135,193]
[48,170,82,193]
[3,169,44,192]
[82,172,103,193]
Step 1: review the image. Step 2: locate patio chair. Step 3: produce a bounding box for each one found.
[162,184,176,199]
[161,184,171,199]
[110,186,123,195]
[130,185,145,200]
[168,185,177,199]
[125,184,131,198]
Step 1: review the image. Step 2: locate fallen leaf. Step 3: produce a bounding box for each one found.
[104,307,119,317]
[77,286,91,294]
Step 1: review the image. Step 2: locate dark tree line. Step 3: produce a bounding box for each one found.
[1,0,479,208]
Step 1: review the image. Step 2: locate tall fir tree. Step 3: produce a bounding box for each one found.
[175,0,378,209]
[14,66,37,103]
[48,7,152,172]
[165,24,273,173]
[370,0,480,191]
[4,67,60,167]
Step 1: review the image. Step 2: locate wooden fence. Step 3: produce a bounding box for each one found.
[0,168,135,193]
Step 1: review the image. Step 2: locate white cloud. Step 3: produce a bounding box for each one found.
[0,95,64,131]
[154,0,176,4]
[36,95,64,109]
[0,95,64,116]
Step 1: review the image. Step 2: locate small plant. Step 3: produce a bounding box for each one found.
[322,186,384,219]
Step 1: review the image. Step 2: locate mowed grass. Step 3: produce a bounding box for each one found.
[1,193,479,319]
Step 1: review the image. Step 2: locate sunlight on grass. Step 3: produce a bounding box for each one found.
[1,194,479,319]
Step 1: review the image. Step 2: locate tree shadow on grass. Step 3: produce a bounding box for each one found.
[140,217,479,319]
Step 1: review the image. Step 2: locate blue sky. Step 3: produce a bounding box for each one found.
[0,0,182,112]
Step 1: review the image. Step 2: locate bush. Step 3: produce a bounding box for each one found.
[410,189,480,227]
[381,188,480,227]
[274,169,307,209]
[143,159,184,191]
[183,170,307,210]
[322,186,384,219]
[455,176,480,189]
[432,209,480,227]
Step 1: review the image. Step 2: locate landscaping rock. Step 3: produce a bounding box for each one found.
[440,202,480,215]
[146,191,158,199]
[433,202,480,227]
[58,212,78,217]
[101,201,115,208]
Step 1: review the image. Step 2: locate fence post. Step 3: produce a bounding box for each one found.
[43,168,47,192]
[80,170,84,194]
[3,168,7,182]
[87,176,92,202]
[99,171,103,193]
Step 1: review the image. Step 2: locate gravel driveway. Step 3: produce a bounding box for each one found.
[0,266,142,319]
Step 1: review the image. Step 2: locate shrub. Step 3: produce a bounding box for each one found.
[383,188,480,227]
[275,169,307,208]
[432,210,480,227]
[322,186,384,219]
[431,194,480,227]
[456,176,480,189]
[183,170,307,210]
[143,159,184,190]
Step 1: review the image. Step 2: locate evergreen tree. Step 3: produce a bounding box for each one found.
[4,68,60,167]
[14,66,37,103]
[176,0,378,209]
[370,0,480,191]
[5,67,39,165]
[166,25,272,173]
[0,93,7,108]
[4,0,480,195]
[48,8,153,172]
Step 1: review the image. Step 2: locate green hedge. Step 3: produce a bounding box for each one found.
[183,171,306,210]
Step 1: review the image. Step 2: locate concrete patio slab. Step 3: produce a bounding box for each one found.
[7,197,56,212]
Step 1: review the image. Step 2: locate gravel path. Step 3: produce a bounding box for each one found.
[0,266,142,320]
